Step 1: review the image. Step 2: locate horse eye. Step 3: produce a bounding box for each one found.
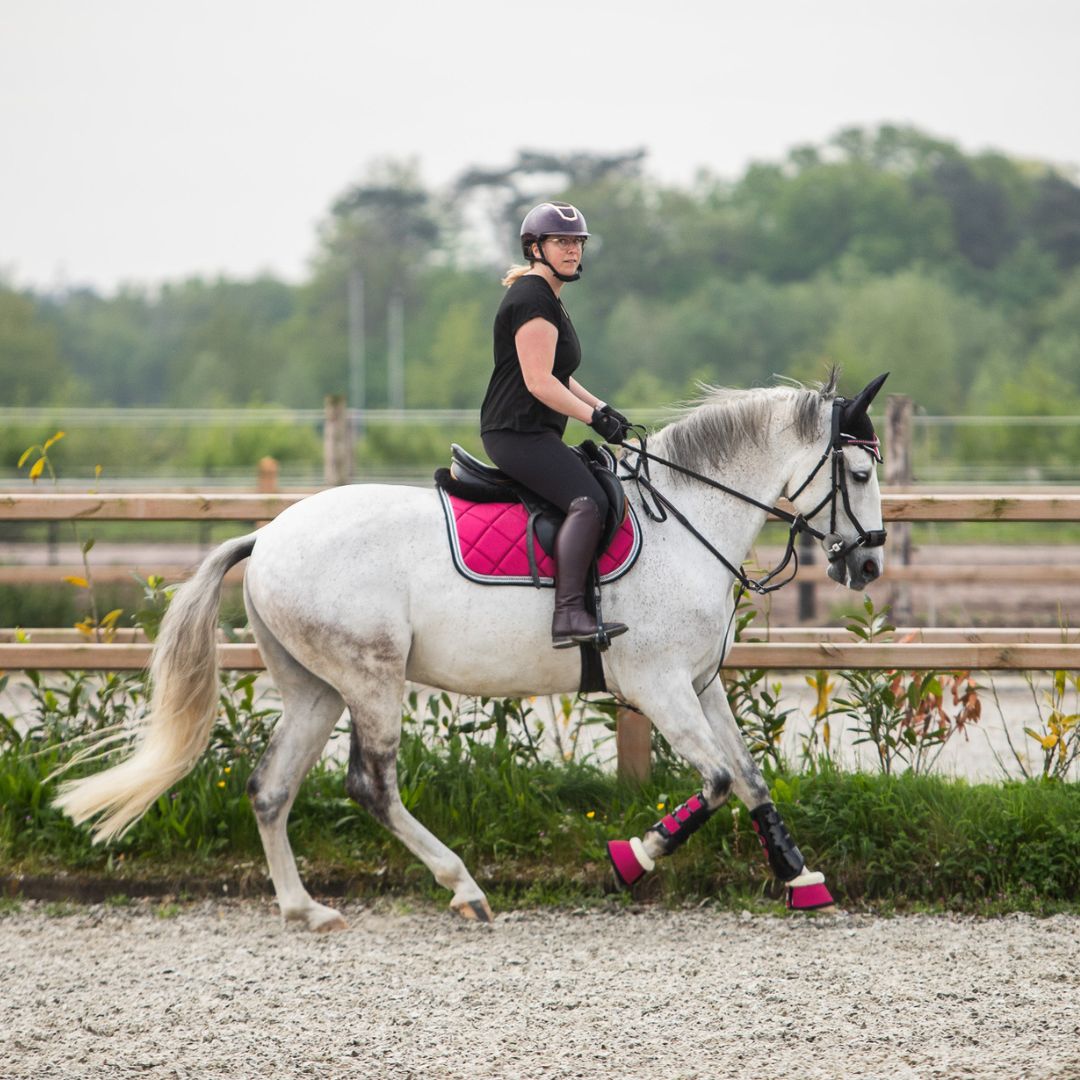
[851,469,871,485]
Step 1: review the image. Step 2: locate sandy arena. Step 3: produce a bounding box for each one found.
[1,900,1077,1079]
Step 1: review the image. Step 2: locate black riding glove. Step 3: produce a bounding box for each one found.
[598,403,633,429]
[590,406,628,445]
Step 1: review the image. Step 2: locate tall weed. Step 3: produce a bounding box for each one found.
[833,596,981,774]
[992,668,1080,781]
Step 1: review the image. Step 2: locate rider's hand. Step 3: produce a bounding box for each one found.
[598,403,632,429]
[590,406,629,445]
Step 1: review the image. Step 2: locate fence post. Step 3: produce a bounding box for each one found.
[323,395,352,487]
[255,457,279,528]
[616,707,652,783]
[885,394,914,624]
[257,456,279,494]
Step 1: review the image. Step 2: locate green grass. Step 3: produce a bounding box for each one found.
[0,897,23,917]
[3,667,1076,914]
[3,726,1078,914]
[42,900,79,917]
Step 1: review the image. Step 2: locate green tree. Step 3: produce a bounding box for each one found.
[160,277,295,405]
[1029,172,1080,271]
[314,159,442,407]
[405,269,494,408]
[821,272,988,410]
[0,287,71,405]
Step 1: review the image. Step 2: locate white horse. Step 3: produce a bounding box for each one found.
[55,371,887,930]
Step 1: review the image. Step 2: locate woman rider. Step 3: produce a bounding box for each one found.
[480,201,632,649]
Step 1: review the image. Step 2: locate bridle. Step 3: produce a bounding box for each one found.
[787,395,887,567]
[618,396,887,596]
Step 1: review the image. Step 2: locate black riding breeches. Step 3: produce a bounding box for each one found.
[481,429,610,522]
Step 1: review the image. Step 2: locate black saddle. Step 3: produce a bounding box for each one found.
[435,441,627,559]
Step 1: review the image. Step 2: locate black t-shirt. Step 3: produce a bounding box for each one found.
[480,274,581,435]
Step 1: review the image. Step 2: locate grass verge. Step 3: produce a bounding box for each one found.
[3,729,1078,915]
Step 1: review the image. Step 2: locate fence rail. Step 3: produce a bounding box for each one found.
[6,491,1080,522]
[3,640,1079,672]
[3,561,1080,588]
[5,480,1080,781]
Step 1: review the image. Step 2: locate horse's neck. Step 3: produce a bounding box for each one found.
[647,422,802,565]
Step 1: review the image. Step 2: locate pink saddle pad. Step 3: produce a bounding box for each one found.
[438,490,642,587]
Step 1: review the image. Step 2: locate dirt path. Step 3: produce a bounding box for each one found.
[1,900,1077,1079]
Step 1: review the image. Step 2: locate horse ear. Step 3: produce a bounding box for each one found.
[842,372,889,427]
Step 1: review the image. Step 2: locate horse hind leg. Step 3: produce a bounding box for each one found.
[245,592,349,931]
[342,669,493,923]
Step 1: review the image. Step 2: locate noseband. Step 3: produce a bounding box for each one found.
[619,396,887,595]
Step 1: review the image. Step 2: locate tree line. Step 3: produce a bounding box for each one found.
[4,124,1080,432]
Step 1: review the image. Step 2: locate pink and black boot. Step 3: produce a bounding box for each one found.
[749,802,836,911]
[607,793,713,889]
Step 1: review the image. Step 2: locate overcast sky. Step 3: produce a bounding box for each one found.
[2,0,1078,293]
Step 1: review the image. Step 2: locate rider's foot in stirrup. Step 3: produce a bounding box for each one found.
[551,620,629,649]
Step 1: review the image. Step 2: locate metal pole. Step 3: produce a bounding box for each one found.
[388,291,405,411]
[348,268,365,434]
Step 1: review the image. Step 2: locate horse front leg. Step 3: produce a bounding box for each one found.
[605,678,736,889]
[697,679,836,912]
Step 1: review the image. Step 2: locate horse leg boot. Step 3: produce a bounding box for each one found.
[749,802,836,911]
[608,792,716,887]
[551,496,628,648]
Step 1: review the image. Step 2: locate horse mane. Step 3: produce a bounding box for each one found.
[653,368,840,475]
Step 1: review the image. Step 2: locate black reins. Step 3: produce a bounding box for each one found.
[617,397,887,597]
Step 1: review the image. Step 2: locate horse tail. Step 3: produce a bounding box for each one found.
[54,533,258,843]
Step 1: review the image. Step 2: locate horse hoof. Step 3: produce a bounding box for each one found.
[298,904,348,932]
[785,872,836,912]
[313,913,349,932]
[452,898,494,923]
[607,838,654,889]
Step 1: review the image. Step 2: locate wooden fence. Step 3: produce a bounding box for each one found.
[5,482,1080,780]
[5,491,1080,674]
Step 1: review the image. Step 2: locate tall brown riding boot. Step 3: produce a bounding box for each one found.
[551,496,629,649]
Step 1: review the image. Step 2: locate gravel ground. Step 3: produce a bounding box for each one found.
[1,900,1078,1079]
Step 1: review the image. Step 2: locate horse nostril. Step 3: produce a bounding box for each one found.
[861,558,879,581]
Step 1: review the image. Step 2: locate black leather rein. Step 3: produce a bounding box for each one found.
[617,397,887,596]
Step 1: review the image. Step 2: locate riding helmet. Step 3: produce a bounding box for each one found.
[520,202,590,281]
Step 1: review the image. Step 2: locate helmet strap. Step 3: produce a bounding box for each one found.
[533,238,583,283]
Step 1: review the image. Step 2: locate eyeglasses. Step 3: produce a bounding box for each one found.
[545,236,587,250]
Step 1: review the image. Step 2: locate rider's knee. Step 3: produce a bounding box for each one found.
[580,489,609,525]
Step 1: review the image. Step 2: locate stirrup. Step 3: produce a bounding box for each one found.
[551,622,628,650]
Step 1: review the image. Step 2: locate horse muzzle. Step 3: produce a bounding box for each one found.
[824,533,885,590]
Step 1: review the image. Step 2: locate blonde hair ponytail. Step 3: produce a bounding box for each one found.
[501,263,533,287]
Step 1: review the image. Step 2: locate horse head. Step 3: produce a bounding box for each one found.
[789,373,889,591]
